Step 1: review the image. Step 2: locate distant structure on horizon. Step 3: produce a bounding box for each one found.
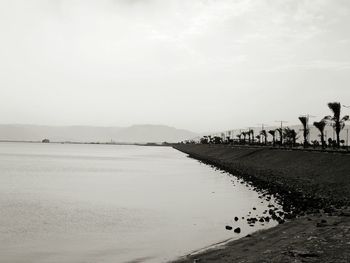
[42,139,50,143]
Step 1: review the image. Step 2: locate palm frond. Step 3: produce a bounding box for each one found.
[298,116,308,127]
[341,115,349,122]
[313,120,326,132]
[327,102,341,120]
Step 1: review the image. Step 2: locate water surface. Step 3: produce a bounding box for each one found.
[0,142,279,262]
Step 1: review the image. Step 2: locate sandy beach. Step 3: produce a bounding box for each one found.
[172,144,350,262]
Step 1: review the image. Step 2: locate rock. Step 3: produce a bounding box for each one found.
[277,218,285,224]
[225,225,233,230]
[340,211,350,217]
[234,217,239,221]
[289,250,319,258]
[234,227,241,233]
[284,213,294,219]
[253,207,256,210]
[324,207,334,214]
[316,222,327,227]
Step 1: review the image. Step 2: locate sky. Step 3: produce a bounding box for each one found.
[0,0,349,132]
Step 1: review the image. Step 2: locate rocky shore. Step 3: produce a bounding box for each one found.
[171,144,350,263]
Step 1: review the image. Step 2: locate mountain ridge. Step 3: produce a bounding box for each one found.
[0,124,198,143]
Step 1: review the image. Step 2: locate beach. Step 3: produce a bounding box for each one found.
[172,144,350,262]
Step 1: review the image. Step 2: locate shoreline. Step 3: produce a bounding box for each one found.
[171,144,350,262]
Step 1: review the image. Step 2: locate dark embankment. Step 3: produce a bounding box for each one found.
[172,144,350,263]
[174,144,350,212]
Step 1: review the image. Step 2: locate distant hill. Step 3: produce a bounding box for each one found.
[0,124,198,143]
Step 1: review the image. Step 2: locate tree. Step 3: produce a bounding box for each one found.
[325,102,349,147]
[276,128,283,145]
[269,130,276,146]
[260,130,268,145]
[256,135,261,143]
[241,132,247,144]
[283,127,297,147]
[249,129,255,144]
[298,116,309,147]
[200,136,209,144]
[212,136,223,144]
[313,119,327,149]
[247,130,251,144]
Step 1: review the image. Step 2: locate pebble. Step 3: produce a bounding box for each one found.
[234,227,241,233]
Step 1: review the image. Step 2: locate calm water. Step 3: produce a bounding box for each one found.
[0,142,279,263]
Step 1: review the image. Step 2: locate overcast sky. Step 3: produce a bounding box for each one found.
[0,0,349,132]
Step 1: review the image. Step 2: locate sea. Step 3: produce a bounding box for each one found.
[0,142,279,262]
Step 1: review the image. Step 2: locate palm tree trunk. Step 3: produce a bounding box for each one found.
[336,122,341,147]
[336,130,340,147]
[321,131,325,149]
[280,133,283,146]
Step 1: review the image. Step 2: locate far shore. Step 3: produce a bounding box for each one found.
[0,140,172,146]
[171,144,350,262]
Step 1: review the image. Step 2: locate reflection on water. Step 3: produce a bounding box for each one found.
[0,142,280,263]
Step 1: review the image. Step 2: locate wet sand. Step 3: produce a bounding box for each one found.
[172,144,350,263]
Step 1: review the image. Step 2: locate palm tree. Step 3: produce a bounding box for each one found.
[249,129,255,144]
[268,130,276,146]
[256,135,261,144]
[260,130,268,145]
[276,128,283,146]
[313,119,327,149]
[325,102,349,147]
[247,131,251,144]
[298,116,309,147]
[241,132,247,144]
